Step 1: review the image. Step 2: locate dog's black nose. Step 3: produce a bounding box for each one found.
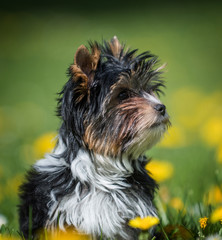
[154,104,166,116]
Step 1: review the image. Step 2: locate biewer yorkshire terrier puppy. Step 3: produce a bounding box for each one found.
[19,36,170,240]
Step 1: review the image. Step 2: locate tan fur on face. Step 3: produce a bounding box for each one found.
[117,97,158,132]
[84,123,116,157]
[84,97,162,157]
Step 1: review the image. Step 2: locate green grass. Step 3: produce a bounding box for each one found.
[0,2,222,239]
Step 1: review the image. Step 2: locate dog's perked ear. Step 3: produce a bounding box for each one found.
[70,44,100,102]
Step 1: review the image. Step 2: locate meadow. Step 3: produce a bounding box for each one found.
[0,1,222,239]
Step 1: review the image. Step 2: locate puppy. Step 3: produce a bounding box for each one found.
[18,36,170,240]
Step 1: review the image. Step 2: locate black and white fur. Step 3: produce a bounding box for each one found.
[18,37,170,240]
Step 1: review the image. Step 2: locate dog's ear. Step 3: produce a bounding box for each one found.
[70,44,100,101]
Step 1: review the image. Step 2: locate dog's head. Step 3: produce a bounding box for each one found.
[58,37,170,158]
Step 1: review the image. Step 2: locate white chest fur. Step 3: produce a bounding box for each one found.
[35,148,157,239]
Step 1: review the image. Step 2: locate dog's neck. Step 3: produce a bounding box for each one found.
[35,135,146,191]
[70,149,135,192]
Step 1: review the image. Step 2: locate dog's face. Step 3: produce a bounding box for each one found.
[58,37,170,158]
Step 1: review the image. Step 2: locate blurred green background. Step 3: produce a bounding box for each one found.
[0,0,222,230]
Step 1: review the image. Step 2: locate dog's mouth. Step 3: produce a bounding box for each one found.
[151,115,171,128]
[126,114,170,158]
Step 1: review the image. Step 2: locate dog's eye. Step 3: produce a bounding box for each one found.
[118,90,130,101]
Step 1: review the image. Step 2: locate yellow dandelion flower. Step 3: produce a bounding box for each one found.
[159,125,186,148]
[217,143,222,163]
[48,230,90,240]
[205,185,222,205]
[199,217,208,229]
[210,206,222,223]
[128,216,159,230]
[171,89,222,132]
[145,160,174,182]
[169,197,185,212]
[33,132,57,158]
[201,117,222,146]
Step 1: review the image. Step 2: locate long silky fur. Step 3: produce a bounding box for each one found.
[18,38,169,240]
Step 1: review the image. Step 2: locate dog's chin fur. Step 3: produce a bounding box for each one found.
[18,37,169,240]
[127,123,167,159]
[34,137,157,239]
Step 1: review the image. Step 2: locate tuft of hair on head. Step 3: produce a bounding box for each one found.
[69,43,101,102]
[109,36,122,59]
[102,36,129,61]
